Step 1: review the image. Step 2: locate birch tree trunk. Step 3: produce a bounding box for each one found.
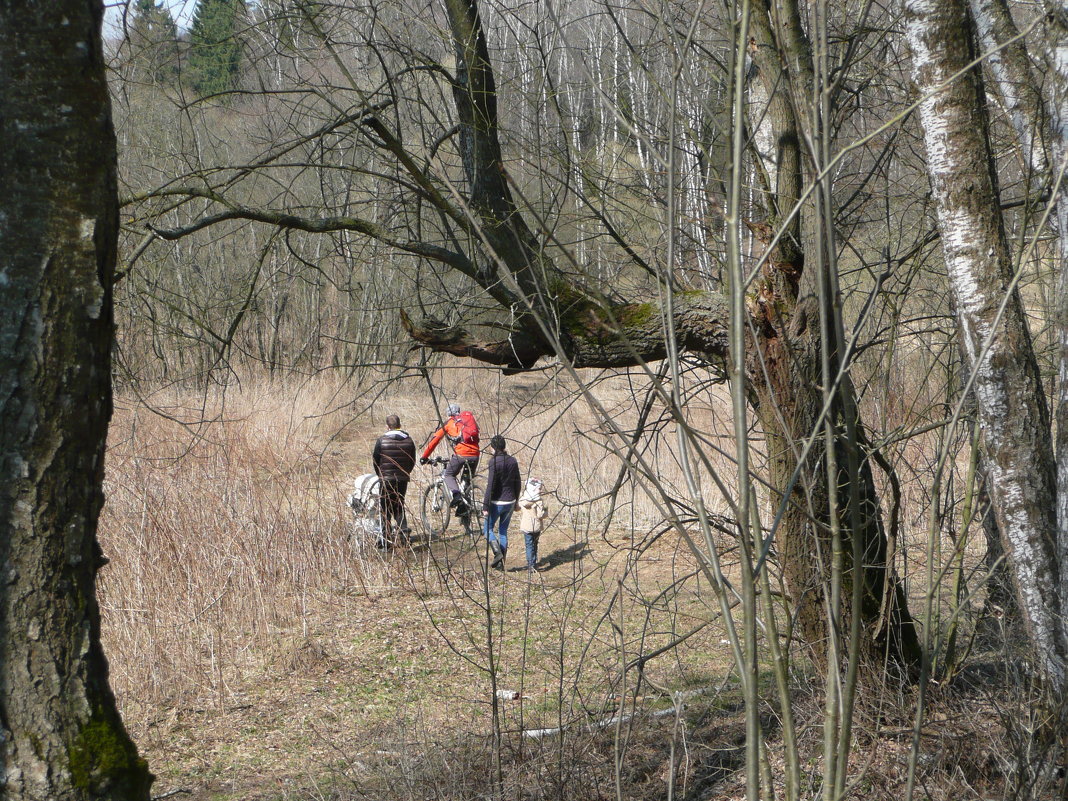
[968,0,1050,181]
[1040,2,1068,646]
[0,1,153,798]
[904,0,1067,686]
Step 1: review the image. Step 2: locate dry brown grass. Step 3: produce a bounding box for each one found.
[98,367,744,797]
[97,364,1021,800]
[101,378,362,705]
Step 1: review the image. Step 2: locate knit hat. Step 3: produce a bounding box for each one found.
[521,478,543,502]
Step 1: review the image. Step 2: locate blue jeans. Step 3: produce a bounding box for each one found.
[483,503,514,552]
[524,531,540,568]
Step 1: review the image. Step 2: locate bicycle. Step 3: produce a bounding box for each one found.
[421,457,483,538]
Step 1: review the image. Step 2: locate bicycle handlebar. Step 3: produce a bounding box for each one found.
[424,456,450,466]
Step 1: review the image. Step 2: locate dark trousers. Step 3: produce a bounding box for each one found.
[444,455,479,498]
[379,478,410,543]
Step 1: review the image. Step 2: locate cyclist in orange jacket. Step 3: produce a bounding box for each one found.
[420,403,481,512]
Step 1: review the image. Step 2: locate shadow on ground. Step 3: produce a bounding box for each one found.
[534,541,591,571]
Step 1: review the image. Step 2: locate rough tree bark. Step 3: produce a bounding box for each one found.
[740,0,922,674]
[968,0,1050,182]
[0,1,153,798]
[904,0,1068,686]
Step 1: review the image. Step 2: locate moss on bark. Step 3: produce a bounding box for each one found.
[68,708,153,797]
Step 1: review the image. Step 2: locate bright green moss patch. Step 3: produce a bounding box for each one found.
[615,302,655,328]
[551,281,657,344]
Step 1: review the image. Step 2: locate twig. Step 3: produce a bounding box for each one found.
[521,685,728,740]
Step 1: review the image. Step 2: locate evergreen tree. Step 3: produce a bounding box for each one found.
[188,0,245,97]
[128,0,180,86]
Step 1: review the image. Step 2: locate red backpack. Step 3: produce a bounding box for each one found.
[451,411,480,447]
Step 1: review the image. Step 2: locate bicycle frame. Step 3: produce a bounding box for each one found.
[428,457,474,500]
[421,456,481,538]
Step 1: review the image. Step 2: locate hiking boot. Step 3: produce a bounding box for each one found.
[490,544,506,570]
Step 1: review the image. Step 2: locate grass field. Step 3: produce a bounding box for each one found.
[98,369,746,799]
[96,367,1023,800]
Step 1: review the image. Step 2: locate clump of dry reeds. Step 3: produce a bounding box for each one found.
[99,375,388,707]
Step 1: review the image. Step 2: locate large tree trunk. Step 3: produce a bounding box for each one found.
[904,0,1067,686]
[743,232,921,675]
[148,0,922,676]
[955,0,1058,647]
[738,0,922,675]
[0,1,153,798]
[405,0,924,676]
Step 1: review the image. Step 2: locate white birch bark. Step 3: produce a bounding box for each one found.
[904,0,1067,686]
[1040,2,1068,646]
[969,0,1049,179]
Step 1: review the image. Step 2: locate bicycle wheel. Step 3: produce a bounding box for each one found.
[422,481,451,539]
[461,482,484,536]
[467,481,484,512]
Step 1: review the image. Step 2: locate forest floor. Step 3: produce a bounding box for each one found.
[117,522,738,800]
[102,387,744,800]
[98,378,1026,801]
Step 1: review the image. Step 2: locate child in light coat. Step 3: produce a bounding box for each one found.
[517,478,548,573]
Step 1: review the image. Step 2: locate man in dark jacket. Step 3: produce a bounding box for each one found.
[482,435,521,569]
[372,414,416,547]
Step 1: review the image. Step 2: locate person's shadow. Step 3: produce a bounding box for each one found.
[510,541,590,572]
